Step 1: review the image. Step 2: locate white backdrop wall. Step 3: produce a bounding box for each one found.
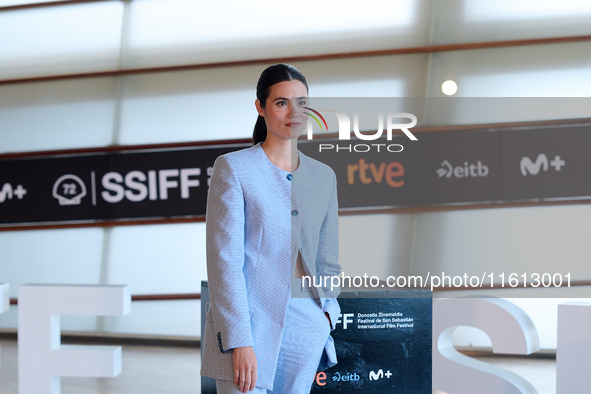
[0,0,590,348]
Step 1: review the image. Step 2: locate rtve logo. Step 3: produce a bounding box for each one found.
[348,159,404,188]
[304,109,418,153]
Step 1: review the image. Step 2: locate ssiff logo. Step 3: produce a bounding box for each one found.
[336,313,355,329]
[304,108,418,153]
[53,174,87,205]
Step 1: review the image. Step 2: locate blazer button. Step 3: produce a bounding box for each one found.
[286,174,293,181]
[291,210,298,216]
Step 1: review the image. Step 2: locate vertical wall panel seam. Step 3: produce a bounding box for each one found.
[406,0,435,281]
[96,227,112,332]
[110,0,131,147]
[97,0,129,333]
[408,212,419,278]
[424,0,436,100]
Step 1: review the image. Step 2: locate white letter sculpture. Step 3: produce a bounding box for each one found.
[18,284,131,394]
[433,298,540,394]
[0,283,8,314]
[557,302,591,394]
[0,283,8,371]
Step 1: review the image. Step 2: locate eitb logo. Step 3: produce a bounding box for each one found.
[303,107,418,153]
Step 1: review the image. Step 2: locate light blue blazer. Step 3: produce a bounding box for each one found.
[200,143,341,389]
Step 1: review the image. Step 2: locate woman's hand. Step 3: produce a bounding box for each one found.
[233,346,257,392]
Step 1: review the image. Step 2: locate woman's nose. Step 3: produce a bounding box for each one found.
[290,103,301,119]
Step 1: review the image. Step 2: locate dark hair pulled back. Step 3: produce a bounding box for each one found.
[253,64,308,145]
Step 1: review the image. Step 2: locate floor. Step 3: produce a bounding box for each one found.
[0,339,202,394]
[0,339,555,393]
[434,356,556,394]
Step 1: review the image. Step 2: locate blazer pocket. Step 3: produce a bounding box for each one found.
[298,247,313,277]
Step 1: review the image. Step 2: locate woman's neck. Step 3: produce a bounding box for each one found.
[261,137,299,172]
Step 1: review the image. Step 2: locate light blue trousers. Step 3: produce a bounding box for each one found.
[216,296,330,394]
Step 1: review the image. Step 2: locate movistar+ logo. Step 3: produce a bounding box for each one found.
[0,183,27,203]
[520,153,565,176]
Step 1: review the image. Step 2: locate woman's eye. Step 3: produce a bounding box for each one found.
[299,100,308,106]
[277,101,287,106]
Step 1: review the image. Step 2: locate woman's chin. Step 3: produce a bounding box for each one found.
[290,125,306,139]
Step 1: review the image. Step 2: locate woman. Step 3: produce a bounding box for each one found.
[201,64,341,393]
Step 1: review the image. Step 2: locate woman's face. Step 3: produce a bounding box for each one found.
[256,80,308,142]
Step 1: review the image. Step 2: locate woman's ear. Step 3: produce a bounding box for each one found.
[255,99,265,117]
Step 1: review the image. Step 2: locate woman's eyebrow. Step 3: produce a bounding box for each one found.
[272,96,308,102]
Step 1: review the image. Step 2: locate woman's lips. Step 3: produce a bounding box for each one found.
[286,122,301,128]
